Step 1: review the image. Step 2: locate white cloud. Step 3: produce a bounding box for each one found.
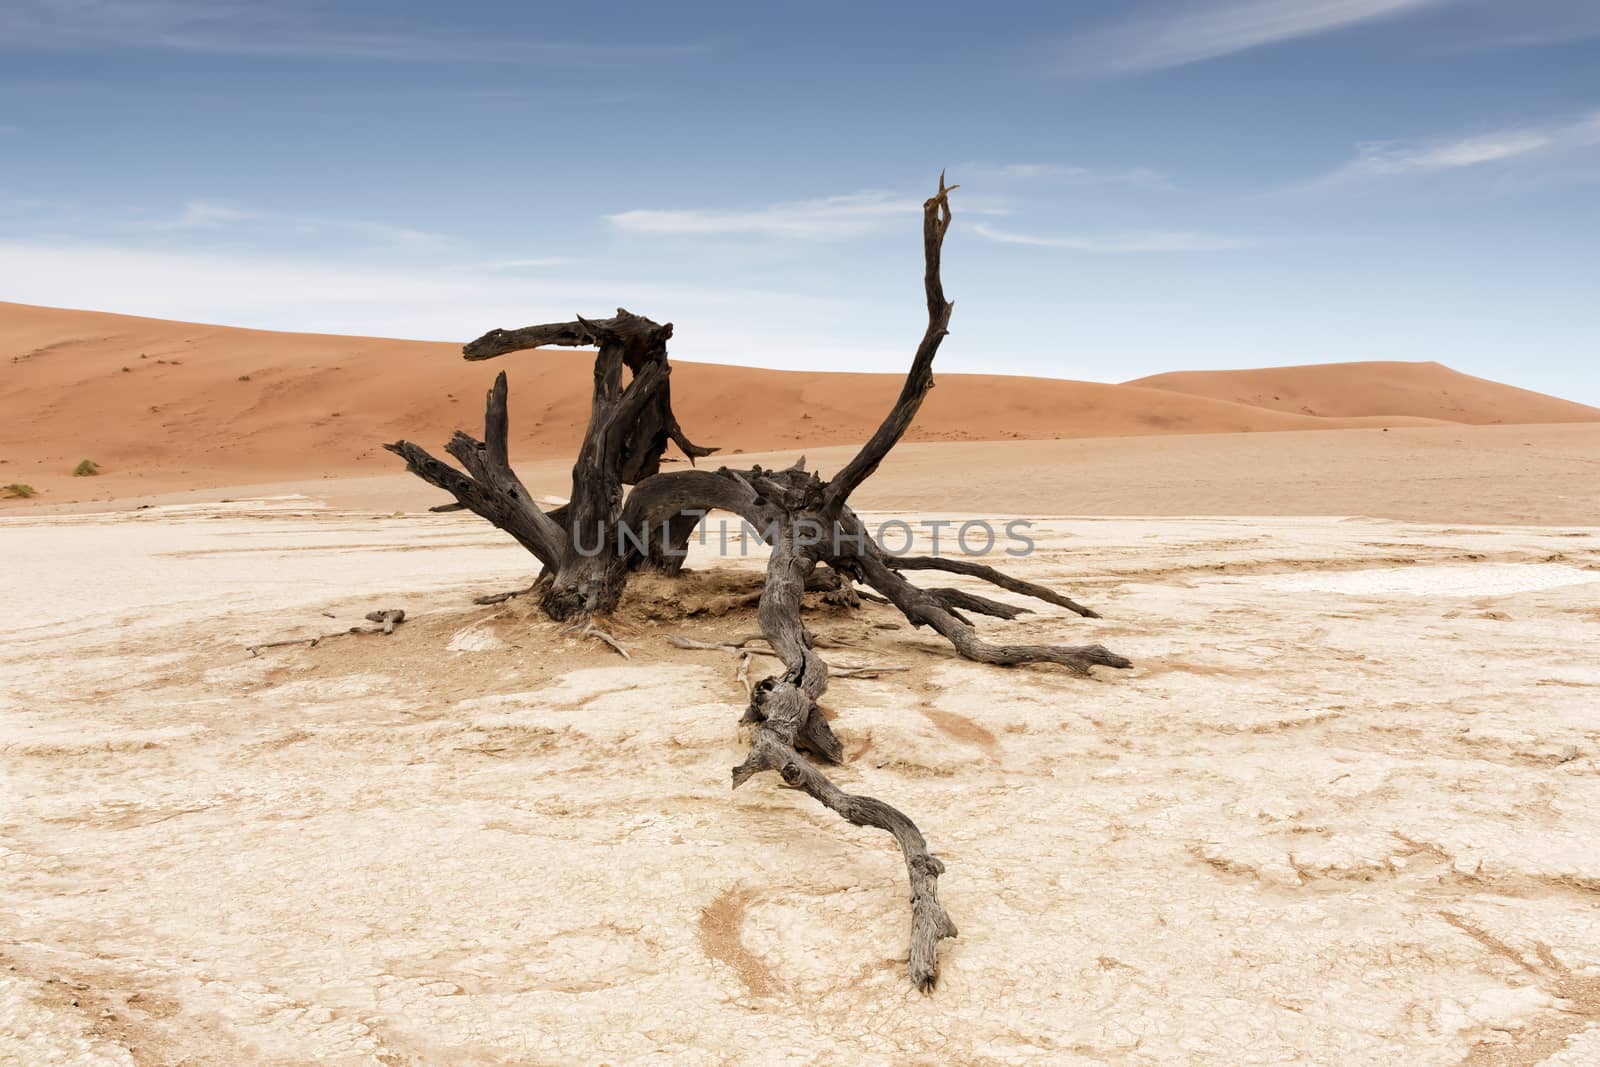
[969,163,1173,190]
[606,191,921,241]
[295,217,443,249]
[450,257,575,272]
[0,239,913,373]
[0,0,709,62]
[1072,0,1449,74]
[0,190,60,216]
[1314,110,1600,183]
[132,200,257,230]
[124,199,443,248]
[972,223,1250,253]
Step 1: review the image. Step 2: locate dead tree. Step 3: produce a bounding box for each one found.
[386,310,713,619]
[385,175,1131,990]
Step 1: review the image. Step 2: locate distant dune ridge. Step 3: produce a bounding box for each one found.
[1126,361,1600,425]
[2,300,1597,500]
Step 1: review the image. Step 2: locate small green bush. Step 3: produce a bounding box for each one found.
[73,459,101,477]
[2,483,36,499]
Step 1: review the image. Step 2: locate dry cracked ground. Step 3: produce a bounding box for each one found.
[3,501,1599,1064]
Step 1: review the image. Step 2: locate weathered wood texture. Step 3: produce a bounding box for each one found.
[387,310,713,619]
[384,176,1132,989]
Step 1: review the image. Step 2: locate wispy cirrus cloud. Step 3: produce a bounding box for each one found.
[967,162,1173,191]
[299,217,442,249]
[126,199,443,248]
[607,191,923,241]
[2,1,402,58]
[972,222,1250,253]
[132,200,258,230]
[448,257,575,273]
[1069,0,1450,74]
[0,0,710,62]
[1311,110,1600,185]
[0,189,61,218]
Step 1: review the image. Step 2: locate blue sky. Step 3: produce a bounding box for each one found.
[2,1,1598,401]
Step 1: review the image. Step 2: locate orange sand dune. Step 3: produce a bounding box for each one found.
[3,302,1594,502]
[1126,360,1600,425]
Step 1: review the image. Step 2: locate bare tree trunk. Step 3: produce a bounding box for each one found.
[388,310,714,619]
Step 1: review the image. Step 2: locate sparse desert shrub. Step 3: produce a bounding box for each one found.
[73,459,101,477]
[2,483,36,499]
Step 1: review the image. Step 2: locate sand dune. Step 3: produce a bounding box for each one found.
[3,301,1596,503]
[1127,360,1600,425]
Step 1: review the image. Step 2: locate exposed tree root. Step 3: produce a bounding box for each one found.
[885,555,1102,618]
[472,581,541,606]
[247,607,409,656]
[571,619,630,659]
[664,634,782,658]
[666,632,906,681]
[736,651,755,698]
[366,608,406,634]
[732,537,955,990]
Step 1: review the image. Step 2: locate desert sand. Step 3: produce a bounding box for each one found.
[4,303,1600,1064]
[3,500,1598,1064]
[15,423,1600,530]
[7,301,1599,506]
[1128,361,1600,425]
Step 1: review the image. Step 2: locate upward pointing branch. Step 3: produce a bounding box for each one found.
[823,173,957,513]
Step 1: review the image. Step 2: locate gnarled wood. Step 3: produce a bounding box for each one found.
[731,529,955,989]
[387,311,715,620]
[886,554,1102,618]
[384,175,1133,990]
[385,372,564,568]
[465,307,715,473]
[823,173,957,514]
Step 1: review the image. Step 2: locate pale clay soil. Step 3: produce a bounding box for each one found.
[3,499,1600,1064]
